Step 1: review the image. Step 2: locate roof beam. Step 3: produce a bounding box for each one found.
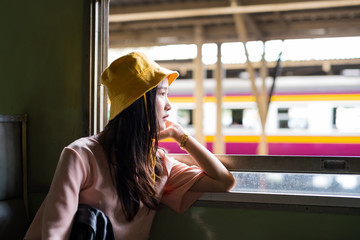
[109,0,360,22]
[158,59,360,71]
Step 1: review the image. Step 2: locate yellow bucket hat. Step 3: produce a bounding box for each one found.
[101,51,179,121]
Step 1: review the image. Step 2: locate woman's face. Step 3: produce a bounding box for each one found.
[156,78,171,131]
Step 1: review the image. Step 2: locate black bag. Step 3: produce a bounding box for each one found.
[69,204,115,240]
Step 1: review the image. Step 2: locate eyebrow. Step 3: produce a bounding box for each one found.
[157,86,168,90]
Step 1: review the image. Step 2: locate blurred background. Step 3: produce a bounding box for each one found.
[107,0,360,156]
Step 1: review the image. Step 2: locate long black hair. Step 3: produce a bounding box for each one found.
[97,86,162,221]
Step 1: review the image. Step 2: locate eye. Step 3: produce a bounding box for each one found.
[158,89,168,96]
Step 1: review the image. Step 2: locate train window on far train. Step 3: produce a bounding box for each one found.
[277,107,308,130]
[177,109,193,127]
[223,108,258,129]
[278,108,289,128]
[223,109,243,127]
[333,106,360,131]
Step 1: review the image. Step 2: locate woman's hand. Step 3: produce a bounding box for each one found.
[158,121,184,142]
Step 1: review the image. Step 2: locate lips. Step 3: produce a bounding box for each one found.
[163,114,169,120]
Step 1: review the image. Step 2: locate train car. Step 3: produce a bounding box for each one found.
[159,75,360,156]
[3,1,360,240]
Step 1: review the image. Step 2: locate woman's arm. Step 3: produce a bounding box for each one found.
[159,121,235,192]
[43,147,86,237]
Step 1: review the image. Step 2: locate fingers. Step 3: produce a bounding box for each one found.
[159,121,185,142]
[158,128,172,140]
[165,120,173,128]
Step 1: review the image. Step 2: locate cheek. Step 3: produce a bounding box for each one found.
[156,96,165,109]
[155,97,163,116]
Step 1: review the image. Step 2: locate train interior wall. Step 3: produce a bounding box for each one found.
[150,205,360,240]
[1,1,359,239]
[0,0,88,218]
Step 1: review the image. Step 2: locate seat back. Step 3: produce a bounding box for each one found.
[0,114,28,239]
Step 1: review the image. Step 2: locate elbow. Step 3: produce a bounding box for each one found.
[222,172,236,192]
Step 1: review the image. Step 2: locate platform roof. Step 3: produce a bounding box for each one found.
[108,0,360,75]
[109,0,360,47]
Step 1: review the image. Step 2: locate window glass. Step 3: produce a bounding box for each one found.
[333,106,360,132]
[231,171,360,197]
[277,107,308,130]
[177,109,193,127]
[223,108,258,129]
[277,108,289,129]
[223,109,243,127]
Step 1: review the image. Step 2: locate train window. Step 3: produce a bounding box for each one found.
[333,106,360,132]
[190,155,360,210]
[277,107,308,130]
[231,172,360,197]
[223,108,258,129]
[177,109,193,127]
[277,108,289,128]
[223,109,243,127]
[332,108,336,127]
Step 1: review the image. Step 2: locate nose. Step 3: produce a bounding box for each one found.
[165,98,171,111]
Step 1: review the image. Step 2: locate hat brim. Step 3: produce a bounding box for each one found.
[158,66,178,87]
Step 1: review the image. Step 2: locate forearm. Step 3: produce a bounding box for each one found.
[180,136,224,176]
[177,135,235,190]
[159,121,235,191]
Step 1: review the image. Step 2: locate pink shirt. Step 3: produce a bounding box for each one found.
[25,137,204,240]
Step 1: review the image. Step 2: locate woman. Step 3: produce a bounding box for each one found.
[25,52,235,239]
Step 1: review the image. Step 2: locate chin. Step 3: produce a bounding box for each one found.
[159,122,166,131]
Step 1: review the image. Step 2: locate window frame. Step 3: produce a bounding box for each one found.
[89,0,109,135]
[171,154,360,213]
[102,3,360,214]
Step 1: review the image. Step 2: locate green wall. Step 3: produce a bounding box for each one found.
[0,0,88,217]
[150,205,360,240]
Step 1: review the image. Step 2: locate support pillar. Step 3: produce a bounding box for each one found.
[193,24,205,146]
[214,43,225,154]
[230,0,268,154]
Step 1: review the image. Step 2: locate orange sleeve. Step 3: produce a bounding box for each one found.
[161,155,205,213]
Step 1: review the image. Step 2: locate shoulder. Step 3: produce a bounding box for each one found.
[66,136,97,150]
[58,136,103,170]
[64,136,102,157]
[56,137,102,186]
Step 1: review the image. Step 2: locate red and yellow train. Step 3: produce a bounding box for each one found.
[159,75,360,156]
